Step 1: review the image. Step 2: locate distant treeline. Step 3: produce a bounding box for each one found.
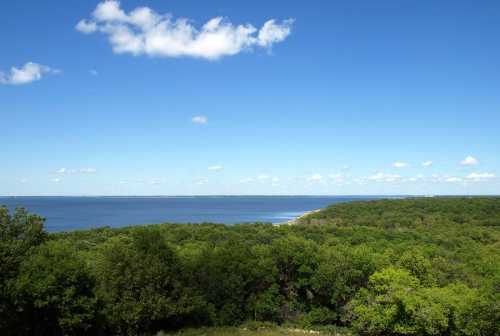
[1,197,499,335]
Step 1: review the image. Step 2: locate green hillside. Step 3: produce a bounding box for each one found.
[1,197,499,335]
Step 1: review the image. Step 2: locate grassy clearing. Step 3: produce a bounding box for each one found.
[158,324,349,336]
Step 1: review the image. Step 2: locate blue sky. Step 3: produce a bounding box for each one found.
[1,0,499,195]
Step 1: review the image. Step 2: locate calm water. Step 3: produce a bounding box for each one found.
[0,196,385,232]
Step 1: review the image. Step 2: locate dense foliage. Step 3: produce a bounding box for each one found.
[1,197,499,335]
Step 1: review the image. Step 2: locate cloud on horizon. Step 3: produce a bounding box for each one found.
[56,168,97,174]
[466,172,495,182]
[208,165,223,172]
[76,0,294,60]
[368,172,401,182]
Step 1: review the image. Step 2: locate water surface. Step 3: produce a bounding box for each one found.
[0,196,386,232]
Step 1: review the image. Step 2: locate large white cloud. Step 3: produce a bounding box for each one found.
[76,1,294,60]
[0,62,60,85]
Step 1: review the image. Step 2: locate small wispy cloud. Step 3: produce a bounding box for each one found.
[208,165,223,172]
[445,177,462,183]
[76,0,294,60]
[465,172,495,182]
[51,178,61,183]
[460,156,479,166]
[56,167,97,174]
[393,161,408,168]
[194,178,208,185]
[192,115,208,124]
[422,160,433,167]
[80,168,97,173]
[0,62,60,85]
[368,172,401,182]
[307,173,323,182]
[90,69,99,76]
[148,178,166,185]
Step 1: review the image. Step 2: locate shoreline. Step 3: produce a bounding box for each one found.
[276,208,322,226]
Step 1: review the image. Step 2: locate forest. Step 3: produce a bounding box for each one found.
[1,197,499,335]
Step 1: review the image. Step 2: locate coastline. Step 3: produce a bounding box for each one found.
[276,208,322,226]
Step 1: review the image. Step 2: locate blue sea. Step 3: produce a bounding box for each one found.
[0,196,387,232]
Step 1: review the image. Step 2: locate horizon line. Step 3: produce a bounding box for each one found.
[1,194,499,198]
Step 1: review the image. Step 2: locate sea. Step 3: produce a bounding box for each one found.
[0,196,389,232]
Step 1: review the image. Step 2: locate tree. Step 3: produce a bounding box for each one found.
[93,228,204,334]
[0,207,46,334]
[13,240,97,335]
[311,244,375,316]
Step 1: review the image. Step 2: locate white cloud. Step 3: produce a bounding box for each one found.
[465,172,495,182]
[460,156,479,166]
[76,0,294,60]
[57,167,97,174]
[76,20,98,33]
[393,161,408,168]
[368,172,401,182]
[445,177,461,183]
[192,115,208,124]
[51,178,61,183]
[257,174,270,180]
[208,165,223,171]
[422,160,433,167]
[0,62,60,85]
[90,69,99,76]
[257,19,294,47]
[19,178,28,184]
[239,177,254,184]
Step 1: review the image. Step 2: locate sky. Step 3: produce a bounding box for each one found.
[1,0,499,196]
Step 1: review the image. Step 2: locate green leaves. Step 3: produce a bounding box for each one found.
[1,197,499,335]
[93,229,200,334]
[14,240,97,335]
[348,268,495,336]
